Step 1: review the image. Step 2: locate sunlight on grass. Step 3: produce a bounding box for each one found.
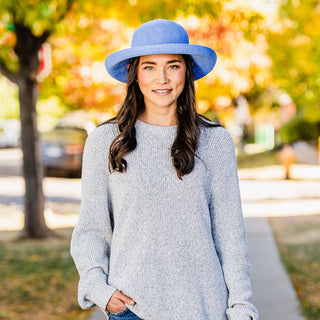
[237,150,280,169]
[0,228,90,320]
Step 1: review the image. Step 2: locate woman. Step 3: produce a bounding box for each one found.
[71,19,258,320]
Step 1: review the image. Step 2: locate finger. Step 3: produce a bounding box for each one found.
[107,291,124,307]
[106,298,126,313]
[119,291,136,305]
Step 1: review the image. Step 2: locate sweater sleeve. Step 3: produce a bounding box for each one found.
[70,129,117,311]
[208,128,259,320]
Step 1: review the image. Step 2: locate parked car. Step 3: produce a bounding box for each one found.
[41,125,89,177]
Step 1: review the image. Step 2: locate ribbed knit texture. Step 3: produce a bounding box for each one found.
[70,119,258,320]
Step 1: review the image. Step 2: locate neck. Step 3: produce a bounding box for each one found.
[138,108,178,127]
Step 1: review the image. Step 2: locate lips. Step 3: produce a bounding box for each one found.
[153,89,173,95]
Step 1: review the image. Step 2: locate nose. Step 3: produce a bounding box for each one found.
[158,69,169,85]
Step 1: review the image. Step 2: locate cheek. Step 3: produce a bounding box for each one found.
[175,65,186,82]
[137,70,151,87]
[176,70,186,88]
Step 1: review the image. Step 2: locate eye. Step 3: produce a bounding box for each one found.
[144,66,154,70]
[169,65,179,70]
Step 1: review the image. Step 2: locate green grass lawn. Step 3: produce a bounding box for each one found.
[237,150,280,169]
[0,228,90,320]
[269,215,320,320]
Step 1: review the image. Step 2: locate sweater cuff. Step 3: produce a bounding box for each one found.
[227,314,251,320]
[226,305,258,320]
[86,281,117,311]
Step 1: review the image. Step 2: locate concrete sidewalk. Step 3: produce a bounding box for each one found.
[88,216,306,320]
[246,217,305,320]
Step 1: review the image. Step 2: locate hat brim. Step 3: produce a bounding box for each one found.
[105,43,217,83]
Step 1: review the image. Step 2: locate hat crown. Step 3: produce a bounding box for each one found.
[131,19,189,47]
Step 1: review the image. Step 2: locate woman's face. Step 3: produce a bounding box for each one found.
[137,54,186,113]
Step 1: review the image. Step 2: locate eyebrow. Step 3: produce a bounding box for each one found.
[140,59,183,65]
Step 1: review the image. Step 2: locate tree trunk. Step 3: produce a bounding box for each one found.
[17,74,52,238]
[14,24,54,238]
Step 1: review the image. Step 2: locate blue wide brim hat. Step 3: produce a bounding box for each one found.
[105,19,217,83]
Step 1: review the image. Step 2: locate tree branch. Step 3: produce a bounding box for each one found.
[0,61,17,83]
[66,0,75,12]
[36,30,50,51]
[56,0,75,23]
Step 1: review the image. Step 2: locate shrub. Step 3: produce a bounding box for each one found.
[279,116,320,144]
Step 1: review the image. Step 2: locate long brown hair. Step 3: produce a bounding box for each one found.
[105,54,220,180]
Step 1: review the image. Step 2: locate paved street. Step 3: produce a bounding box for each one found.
[0,148,81,207]
[0,148,81,230]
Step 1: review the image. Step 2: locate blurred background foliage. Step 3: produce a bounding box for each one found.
[0,0,320,142]
[268,0,320,123]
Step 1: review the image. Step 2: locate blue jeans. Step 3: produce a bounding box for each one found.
[109,307,143,320]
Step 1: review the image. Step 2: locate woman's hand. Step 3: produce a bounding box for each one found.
[106,290,136,313]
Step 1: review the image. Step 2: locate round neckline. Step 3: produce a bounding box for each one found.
[136,118,178,128]
[135,118,178,139]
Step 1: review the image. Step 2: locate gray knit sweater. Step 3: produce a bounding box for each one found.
[70,118,258,320]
